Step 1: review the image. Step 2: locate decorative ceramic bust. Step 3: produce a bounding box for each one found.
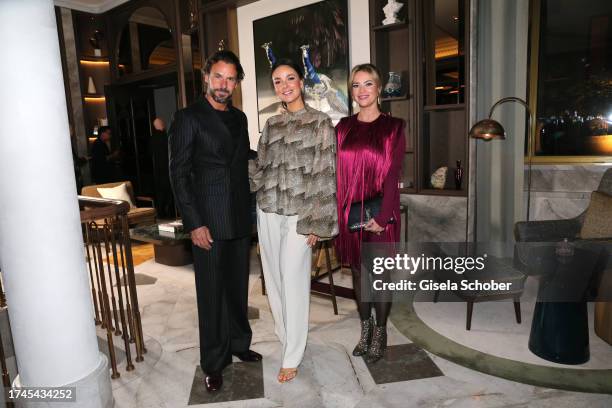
[382,0,404,25]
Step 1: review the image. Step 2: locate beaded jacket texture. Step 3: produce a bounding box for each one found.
[250,106,338,238]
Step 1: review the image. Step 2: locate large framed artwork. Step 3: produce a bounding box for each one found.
[253,0,350,131]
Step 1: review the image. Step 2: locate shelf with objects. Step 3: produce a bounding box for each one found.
[74,11,112,149]
[370,0,416,193]
[418,0,469,196]
[369,0,470,196]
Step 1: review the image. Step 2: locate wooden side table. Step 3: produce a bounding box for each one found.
[595,302,612,345]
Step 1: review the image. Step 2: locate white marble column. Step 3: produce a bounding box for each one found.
[0,1,112,407]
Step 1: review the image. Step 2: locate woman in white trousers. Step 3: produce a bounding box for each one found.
[250,58,338,382]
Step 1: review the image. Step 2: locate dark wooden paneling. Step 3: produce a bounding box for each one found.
[105,0,178,83]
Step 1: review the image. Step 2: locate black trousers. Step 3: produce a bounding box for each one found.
[192,235,252,374]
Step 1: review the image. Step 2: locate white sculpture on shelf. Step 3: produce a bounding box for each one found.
[87,77,97,94]
[382,0,404,25]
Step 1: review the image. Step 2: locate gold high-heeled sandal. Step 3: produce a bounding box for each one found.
[277,367,298,383]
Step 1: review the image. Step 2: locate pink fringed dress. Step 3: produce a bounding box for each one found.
[335,113,405,267]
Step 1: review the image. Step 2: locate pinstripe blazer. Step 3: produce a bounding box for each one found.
[168,98,251,240]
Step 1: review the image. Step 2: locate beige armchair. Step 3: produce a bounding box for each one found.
[81,181,156,228]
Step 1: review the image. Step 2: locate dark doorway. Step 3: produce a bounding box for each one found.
[105,73,178,202]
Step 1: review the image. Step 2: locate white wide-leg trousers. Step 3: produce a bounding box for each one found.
[257,207,312,368]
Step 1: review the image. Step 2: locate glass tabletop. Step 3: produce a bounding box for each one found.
[130,224,190,244]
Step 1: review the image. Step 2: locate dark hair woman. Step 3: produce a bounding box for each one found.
[250,58,338,382]
[335,63,405,363]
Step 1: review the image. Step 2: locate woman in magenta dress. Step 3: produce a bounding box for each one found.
[335,63,405,363]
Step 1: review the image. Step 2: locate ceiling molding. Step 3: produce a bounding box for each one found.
[54,0,130,14]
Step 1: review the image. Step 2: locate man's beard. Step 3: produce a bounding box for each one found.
[207,87,232,104]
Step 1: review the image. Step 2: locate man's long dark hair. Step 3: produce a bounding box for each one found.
[202,50,245,81]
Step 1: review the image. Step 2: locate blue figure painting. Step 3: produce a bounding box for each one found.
[253,0,350,130]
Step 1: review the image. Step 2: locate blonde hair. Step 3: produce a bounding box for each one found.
[349,63,383,89]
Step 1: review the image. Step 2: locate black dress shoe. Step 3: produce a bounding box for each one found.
[232,350,262,362]
[204,372,223,392]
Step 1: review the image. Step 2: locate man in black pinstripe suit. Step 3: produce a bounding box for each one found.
[169,51,261,392]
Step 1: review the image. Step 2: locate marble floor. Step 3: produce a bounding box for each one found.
[105,246,612,407]
[413,278,612,370]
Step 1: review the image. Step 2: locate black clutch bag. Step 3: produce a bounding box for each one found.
[348,196,395,232]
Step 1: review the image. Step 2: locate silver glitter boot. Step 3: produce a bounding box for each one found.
[365,325,387,363]
[352,316,373,356]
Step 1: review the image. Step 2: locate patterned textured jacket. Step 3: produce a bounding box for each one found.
[250,106,338,238]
